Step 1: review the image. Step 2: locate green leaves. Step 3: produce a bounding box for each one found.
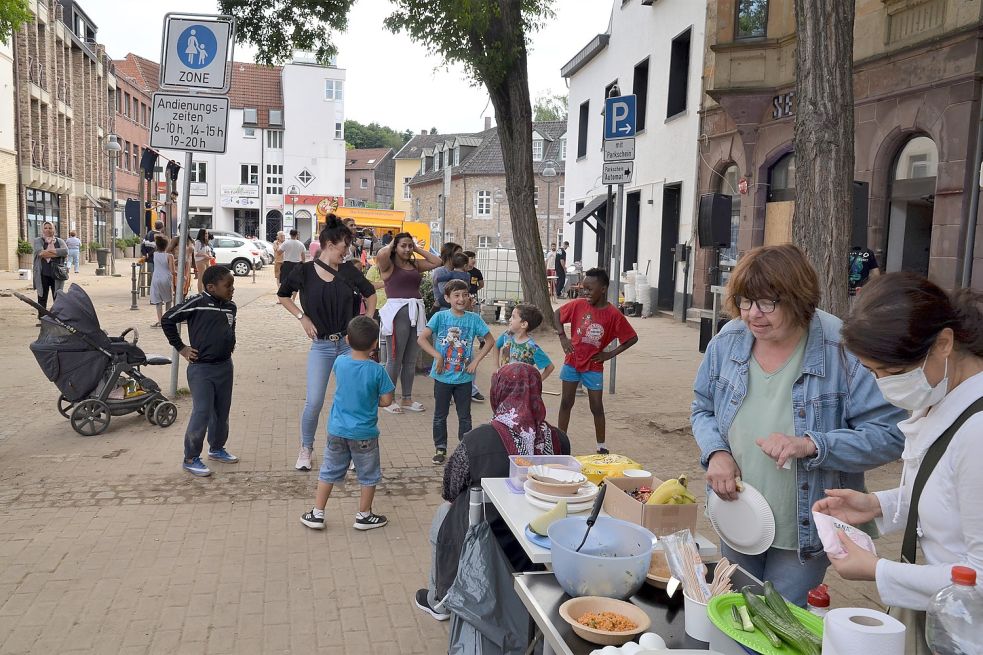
[0,0,33,46]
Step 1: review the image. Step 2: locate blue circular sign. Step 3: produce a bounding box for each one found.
[177,25,217,70]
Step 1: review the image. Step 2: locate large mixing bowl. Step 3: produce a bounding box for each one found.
[548,516,654,599]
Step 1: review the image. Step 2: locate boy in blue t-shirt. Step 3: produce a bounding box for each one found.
[495,303,554,380]
[301,315,395,531]
[418,279,494,464]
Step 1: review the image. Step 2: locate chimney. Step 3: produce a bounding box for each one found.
[484,116,492,130]
[421,129,428,135]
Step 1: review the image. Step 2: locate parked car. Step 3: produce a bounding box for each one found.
[250,239,275,265]
[211,237,262,276]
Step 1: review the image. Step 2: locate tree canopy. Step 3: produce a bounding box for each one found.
[533,93,567,122]
[0,0,32,45]
[344,120,412,151]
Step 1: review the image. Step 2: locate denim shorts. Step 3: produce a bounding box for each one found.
[319,436,382,486]
[559,364,603,391]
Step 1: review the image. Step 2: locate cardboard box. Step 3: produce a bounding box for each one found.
[603,475,698,536]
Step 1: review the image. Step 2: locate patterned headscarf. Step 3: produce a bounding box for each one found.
[490,363,562,456]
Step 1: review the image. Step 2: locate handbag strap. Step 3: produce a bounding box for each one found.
[313,258,356,295]
[901,396,983,563]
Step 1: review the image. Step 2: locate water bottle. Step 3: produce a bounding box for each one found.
[806,583,830,618]
[926,565,983,655]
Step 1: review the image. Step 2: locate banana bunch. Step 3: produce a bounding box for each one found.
[645,474,697,505]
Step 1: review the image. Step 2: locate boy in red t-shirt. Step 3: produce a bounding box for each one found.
[553,268,638,453]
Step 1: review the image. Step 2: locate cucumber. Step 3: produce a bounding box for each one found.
[741,587,820,655]
[731,605,744,631]
[750,613,783,648]
[763,582,823,649]
[737,605,755,632]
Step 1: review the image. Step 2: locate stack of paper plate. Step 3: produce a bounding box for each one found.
[706,481,776,555]
[523,479,598,513]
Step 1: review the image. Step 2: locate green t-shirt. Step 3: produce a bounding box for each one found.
[728,337,806,550]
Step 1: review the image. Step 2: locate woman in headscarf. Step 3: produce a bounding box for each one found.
[414,363,571,621]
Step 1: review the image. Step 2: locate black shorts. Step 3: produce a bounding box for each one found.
[280,260,299,282]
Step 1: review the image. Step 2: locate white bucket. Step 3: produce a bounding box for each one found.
[683,591,712,642]
[17,269,31,281]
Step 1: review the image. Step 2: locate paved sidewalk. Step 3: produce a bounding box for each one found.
[0,263,898,653]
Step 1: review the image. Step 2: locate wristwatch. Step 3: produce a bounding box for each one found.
[295,311,305,320]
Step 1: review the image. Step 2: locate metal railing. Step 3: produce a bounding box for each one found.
[27,57,47,91]
[31,141,49,170]
[56,80,70,105]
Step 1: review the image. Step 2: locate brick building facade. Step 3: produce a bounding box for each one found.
[406,120,566,251]
[111,54,152,238]
[11,0,114,262]
[344,148,395,208]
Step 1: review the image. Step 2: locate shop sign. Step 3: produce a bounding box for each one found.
[772,92,796,120]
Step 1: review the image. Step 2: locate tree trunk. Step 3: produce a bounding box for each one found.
[792,0,855,318]
[483,1,555,328]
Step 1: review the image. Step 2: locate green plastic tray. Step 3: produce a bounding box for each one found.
[707,593,823,655]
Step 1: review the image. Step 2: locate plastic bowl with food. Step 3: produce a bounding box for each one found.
[558,596,651,645]
[549,517,654,599]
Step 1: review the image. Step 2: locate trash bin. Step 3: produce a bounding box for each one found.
[96,248,109,268]
[699,317,729,353]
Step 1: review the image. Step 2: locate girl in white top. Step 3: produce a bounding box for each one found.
[814,272,983,612]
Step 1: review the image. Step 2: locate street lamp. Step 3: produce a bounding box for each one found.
[494,187,505,247]
[287,184,300,234]
[540,159,558,249]
[105,134,121,276]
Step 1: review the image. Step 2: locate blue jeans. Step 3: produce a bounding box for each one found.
[67,249,80,273]
[319,436,382,486]
[721,544,829,607]
[300,338,351,449]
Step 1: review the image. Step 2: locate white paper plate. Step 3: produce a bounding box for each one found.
[523,479,599,504]
[524,493,594,514]
[706,482,776,555]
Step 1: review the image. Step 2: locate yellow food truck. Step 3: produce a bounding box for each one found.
[315,201,432,251]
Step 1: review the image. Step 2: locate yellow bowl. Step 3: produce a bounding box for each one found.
[558,596,651,646]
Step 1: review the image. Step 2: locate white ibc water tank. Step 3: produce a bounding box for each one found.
[635,273,651,316]
[624,270,637,302]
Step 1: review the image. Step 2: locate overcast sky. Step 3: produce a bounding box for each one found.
[82,0,613,134]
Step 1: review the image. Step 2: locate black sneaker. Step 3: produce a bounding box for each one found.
[353,512,388,530]
[432,449,447,465]
[415,588,451,621]
[596,447,610,455]
[300,508,325,530]
[471,391,485,402]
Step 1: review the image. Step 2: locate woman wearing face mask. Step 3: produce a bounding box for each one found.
[814,272,983,649]
[692,244,906,606]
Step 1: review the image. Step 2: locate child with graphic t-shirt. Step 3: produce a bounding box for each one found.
[496,303,554,380]
[554,268,638,453]
[418,279,494,465]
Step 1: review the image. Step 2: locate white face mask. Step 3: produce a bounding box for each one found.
[875,355,949,411]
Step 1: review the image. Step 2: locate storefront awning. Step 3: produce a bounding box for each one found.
[567,194,607,224]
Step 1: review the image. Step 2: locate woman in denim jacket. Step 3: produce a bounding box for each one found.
[691,244,905,605]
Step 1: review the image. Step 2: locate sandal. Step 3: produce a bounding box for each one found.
[383,403,404,414]
[402,401,426,413]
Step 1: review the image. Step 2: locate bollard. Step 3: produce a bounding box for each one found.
[130,263,139,310]
[252,262,256,284]
[139,262,148,297]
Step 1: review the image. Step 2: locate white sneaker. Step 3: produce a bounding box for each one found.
[295,446,313,471]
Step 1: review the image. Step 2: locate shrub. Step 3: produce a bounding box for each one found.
[88,241,102,251]
[16,239,32,255]
[420,271,436,318]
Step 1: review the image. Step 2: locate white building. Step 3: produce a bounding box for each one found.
[561,0,705,318]
[158,57,346,242]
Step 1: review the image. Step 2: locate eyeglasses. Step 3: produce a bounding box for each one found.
[735,296,779,313]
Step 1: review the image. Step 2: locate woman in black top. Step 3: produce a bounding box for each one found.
[278,214,377,471]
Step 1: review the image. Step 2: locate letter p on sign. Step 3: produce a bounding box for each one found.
[604,95,636,140]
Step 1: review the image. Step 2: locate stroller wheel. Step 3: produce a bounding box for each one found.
[70,400,111,437]
[145,399,162,425]
[57,395,75,419]
[154,401,177,428]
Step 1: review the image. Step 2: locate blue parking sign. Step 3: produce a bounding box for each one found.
[604,95,637,140]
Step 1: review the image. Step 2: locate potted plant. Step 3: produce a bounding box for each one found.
[125,236,140,258]
[113,237,126,260]
[16,239,33,269]
[87,241,101,263]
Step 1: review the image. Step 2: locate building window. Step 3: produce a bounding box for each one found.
[532,136,544,162]
[123,140,130,170]
[667,28,691,118]
[558,185,565,208]
[141,103,148,126]
[560,137,567,160]
[243,107,257,124]
[266,164,283,195]
[633,58,649,131]
[324,79,344,101]
[269,109,283,125]
[767,152,796,202]
[297,168,315,187]
[266,130,283,149]
[453,147,460,166]
[243,127,256,138]
[478,235,492,249]
[577,101,589,158]
[345,178,351,190]
[894,136,938,180]
[403,176,412,200]
[736,0,768,40]
[335,122,343,139]
[360,178,368,189]
[240,164,259,185]
[190,161,206,183]
[124,92,130,117]
[188,206,213,230]
[476,190,492,217]
[534,187,539,207]
[132,144,139,171]
[719,164,742,269]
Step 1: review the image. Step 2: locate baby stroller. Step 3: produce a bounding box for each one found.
[16,284,176,436]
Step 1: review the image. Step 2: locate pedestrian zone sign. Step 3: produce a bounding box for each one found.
[604,94,637,140]
[160,15,233,93]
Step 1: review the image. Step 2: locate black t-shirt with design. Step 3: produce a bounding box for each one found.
[848,247,878,293]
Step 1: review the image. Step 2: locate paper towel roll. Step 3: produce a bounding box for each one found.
[822,607,906,655]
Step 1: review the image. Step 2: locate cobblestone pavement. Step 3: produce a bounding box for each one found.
[0,262,898,653]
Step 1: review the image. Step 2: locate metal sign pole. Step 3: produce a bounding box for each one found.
[168,150,193,396]
[608,181,625,395]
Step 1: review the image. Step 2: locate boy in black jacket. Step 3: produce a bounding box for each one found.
[162,266,238,477]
